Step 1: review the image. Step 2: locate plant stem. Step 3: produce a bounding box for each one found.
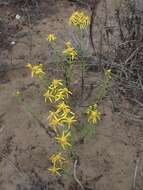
[81,59,85,97]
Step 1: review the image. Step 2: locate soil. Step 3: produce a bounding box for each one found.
[0,1,143,190]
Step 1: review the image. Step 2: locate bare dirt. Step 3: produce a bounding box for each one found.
[0,1,143,190]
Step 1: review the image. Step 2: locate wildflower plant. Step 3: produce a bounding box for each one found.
[62,41,77,86]
[69,11,90,94]
[47,11,90,90]
[97,69,112,103]
[15,10,113,179]
[47,34,62,68]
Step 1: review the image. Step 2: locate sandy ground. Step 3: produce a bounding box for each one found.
[0,1,143,190]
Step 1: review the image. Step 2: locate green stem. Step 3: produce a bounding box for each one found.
[97,77,110,104]
[81,58,85,97]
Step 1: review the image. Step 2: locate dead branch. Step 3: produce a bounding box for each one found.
[89,0,101,55]
[73,160,85,190]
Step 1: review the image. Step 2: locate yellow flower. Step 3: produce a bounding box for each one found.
[63,115,76,129]
[47,34,56,42]
[50,79,63,89]
[66,41,72,48]
[47,111,64,131]
[48,164,61,176]
[50,153,65,164]
[56,102,71,115]
[15,90,21,97]
[105,69,112,79]
[69,11,90,29]
[87,104,97,114]
[55,87,72,102]
[26,63,45,78]
[58,88,72,99]
[43,90,54,103]
[48,117,61,131]
[47,111,58,122]
[43,80,67,103]
[63,42,77,61]
[88,110,101,124]
[55,131,72,150]
[54,92,65,102]
[87,104,101,125]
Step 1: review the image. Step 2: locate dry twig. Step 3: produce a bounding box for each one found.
[73,160,85,190]
[133,157,140,190]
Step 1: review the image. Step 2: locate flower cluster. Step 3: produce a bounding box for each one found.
[46,80,76,175]
[87,104,101,125]
[63,41,77,61]
[26,63,45,78]
[43,79,72,103]
[48,153,66,176]
[48,102,76,132]
[69,11,90,29]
